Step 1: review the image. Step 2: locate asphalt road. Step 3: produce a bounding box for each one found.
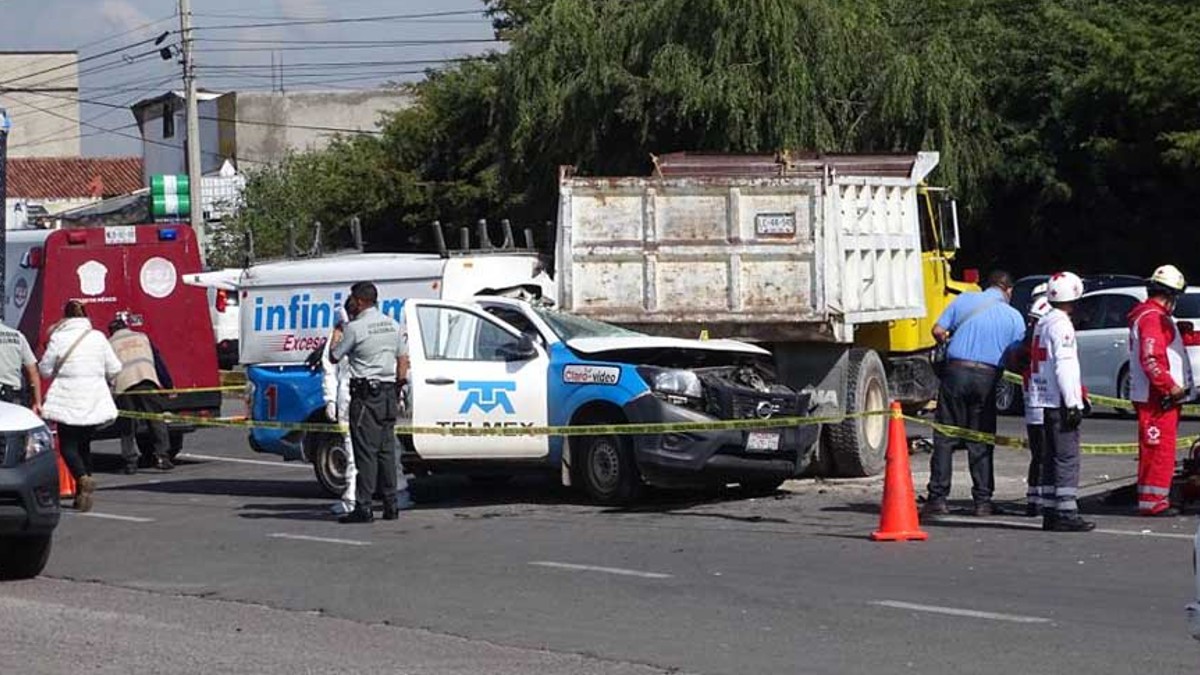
[3,411,1198,674]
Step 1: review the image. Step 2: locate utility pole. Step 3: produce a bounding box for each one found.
[179,0,206,264]
[0,108,9,324]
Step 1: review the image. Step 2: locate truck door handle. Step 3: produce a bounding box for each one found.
[425,377,455,386]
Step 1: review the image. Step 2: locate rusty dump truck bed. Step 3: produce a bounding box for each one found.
[555,152,937,343]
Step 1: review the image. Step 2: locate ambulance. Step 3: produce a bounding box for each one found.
[5,225,222,458]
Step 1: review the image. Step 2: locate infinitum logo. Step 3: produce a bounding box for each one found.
[252,294,405,332]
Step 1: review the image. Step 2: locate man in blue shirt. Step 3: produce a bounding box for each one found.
[924,270,1026,517]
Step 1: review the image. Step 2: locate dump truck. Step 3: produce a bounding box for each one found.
[555,151,977,477]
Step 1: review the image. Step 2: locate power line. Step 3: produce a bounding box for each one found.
[191,9,485,31]
[74,14,177,52]
[195,39,501,53]
[0,35,171,88]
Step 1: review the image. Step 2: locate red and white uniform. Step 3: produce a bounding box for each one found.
[1027,309,1083,411]
[1129,299,1192,515]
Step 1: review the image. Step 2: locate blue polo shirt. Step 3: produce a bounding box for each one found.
[936,287,1025,366]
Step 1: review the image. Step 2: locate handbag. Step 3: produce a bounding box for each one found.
[932,296,1003,377]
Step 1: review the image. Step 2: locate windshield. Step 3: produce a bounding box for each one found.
[532,308,642,341]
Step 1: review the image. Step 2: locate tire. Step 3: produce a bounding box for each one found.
[826,348,889,478]
[576,434,641,505]
[1115,365,1134,418]
[0,535,52,580]
[309,433,350,497]
[995,379,1022,415]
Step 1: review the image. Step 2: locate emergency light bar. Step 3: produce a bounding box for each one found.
[159,228,178,241]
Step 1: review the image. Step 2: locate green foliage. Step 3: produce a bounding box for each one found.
[230,0,1200,278]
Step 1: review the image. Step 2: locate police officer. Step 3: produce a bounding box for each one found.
[329,282,404,524]
[1028,272,1094,532]
[0,322,41,414]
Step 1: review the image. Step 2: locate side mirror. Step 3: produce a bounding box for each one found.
[499,332,539,361]
[939,199,961,251]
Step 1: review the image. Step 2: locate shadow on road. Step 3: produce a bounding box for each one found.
[103,478,327,500]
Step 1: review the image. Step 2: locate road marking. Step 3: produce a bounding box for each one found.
[268,533,371,546]
[528,561,672,579]
[939,516,1194,540]
[76,512,155,523]
[871,600,1052,624]
[179,453,309,469]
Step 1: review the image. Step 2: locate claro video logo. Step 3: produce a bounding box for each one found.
[458,381,516,414]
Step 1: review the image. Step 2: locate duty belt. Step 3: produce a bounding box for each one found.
[349,378,386,398]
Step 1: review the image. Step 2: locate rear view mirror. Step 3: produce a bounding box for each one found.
[499,333,538,362]
[939,198,961,251]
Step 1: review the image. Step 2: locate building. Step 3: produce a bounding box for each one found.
[4,157,143,228]
[130,89,413,180]
[0,51,81,158]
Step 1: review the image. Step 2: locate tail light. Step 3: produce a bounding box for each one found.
[1180,321,1200,347]
[20,247,43,269]
[962,268,980,284]
[215,289,228,313]
[66,230,87,245]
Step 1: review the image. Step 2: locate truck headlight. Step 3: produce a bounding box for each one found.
[638,367,703,404]
[22,427,52,462]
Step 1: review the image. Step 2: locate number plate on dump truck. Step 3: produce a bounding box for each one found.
[754,213,796,236]
[745,432,781,452]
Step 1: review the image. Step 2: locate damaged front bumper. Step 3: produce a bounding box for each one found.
[622,393,817,488]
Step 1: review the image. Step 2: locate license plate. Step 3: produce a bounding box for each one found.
[105,226,137,245]
[745,431,780,452]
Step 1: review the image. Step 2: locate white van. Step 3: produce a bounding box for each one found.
[184,268,243,370]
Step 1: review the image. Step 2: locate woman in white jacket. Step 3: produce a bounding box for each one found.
[39,301,122,512]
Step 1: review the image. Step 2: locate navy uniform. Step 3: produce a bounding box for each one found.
[330,287,404,524]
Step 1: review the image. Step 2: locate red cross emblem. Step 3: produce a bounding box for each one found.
[1030,337,1049,374]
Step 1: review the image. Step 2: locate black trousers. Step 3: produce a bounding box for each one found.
[59,423,98,479]
[1039,409,1082,513]
[1026,423,1045,504]
[350,385,398,510]
[928,363,998,503]
[116,381,170,465]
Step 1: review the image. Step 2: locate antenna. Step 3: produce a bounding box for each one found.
[431,220,448,258]
[350,215,363,251]
[477,219,493,250]
[459,226,470,251]
[500,219,515,249]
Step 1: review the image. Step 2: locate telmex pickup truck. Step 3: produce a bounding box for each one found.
[242,253,810,502]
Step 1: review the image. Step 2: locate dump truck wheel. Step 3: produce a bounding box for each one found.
[827,349,889,477]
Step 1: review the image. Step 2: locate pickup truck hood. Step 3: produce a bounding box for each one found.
[565,336,769,367]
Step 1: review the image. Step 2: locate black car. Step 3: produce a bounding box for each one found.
[0,404,58,580]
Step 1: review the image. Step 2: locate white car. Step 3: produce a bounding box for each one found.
[1072,286,1200,414]
[1189,522,1200,640]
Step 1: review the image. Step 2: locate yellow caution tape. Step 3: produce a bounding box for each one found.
[905,414,1197,455]
[117,409,879,437]
[1001,370,1200,415]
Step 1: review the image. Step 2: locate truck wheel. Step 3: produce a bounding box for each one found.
[0,535,52,580]
[576,434,641,505]
[827,348,888,477]
[995,379,1022,415]
[1115,365,1134,418]
[309,433,349,497]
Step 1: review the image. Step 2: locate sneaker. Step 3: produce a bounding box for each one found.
[329,501,354,516]
[74,475,96,513]
[394,490,415,511]
[338,507,374,524]
[973,501,994,517]
[382,504,399,521]
[921,498,949,517]
[155,457,175,471]
[1046,512,1095,532]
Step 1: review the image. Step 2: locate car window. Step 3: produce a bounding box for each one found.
[1073,295,1106,332]
[482,306,540,340]
[1100,295,1138,329]
[417,306,520,362]
[1177,294,1200,320]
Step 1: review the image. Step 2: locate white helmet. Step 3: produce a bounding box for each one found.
[1031,281,1048,299]
[1149,264,1186,295]
[1046,271,1084,303]
[1028,296,1052,320]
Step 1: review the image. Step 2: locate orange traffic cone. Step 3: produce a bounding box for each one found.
[54,431,75,499]
[871,401,928,542]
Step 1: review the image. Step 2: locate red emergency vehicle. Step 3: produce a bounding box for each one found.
[5,224,221,458]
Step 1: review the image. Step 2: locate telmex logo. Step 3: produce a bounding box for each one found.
[458,381,516,415]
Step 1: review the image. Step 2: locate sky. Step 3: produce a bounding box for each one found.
[0,0,499,156]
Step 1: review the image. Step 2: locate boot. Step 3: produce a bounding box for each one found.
[338,505,374,524]
[382,504,399,521]
[921,498,949,517]
[1041,510,1058,531]
[1046,511,1095,532]
[75,475,96,513]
